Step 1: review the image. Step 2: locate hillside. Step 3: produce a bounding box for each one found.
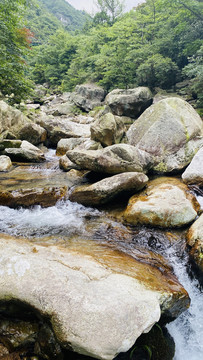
[26,0,89,45]
[39,0,89,31]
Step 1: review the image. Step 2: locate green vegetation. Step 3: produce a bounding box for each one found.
[0,0,202,107]
[0,0,33,103]
[29,0,202,98]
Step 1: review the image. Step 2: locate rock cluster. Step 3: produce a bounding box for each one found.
[0,84,203,360]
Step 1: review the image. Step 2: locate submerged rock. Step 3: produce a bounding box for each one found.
[0,234,189,360]
[124,177,200,228]
[69,172,148,206]
[187,214,203,283]
[182,147,203,185]
[0,155,12,171]
[127,97,203,173]
[67,144,151,174]
[105,87,152,118]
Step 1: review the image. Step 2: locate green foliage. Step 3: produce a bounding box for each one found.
[136,54,179,88]
[0,0,33,103]
[183,45,203,107]
[24,0,203,104]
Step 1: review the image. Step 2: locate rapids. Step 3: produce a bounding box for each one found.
[0,149,202,360]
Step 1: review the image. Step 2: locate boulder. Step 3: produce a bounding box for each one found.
[124,177,200,228]
[59,155,81,172]
[0,186,67,208]
[56,138,102,156]
[91,112,126,146]
[105,87,153,118]
[187,214,203,283]
[0,234,189,360]
[182,147,203,185]
[72,83,106,112]
[0,155,12,171]
[19,123,47,145]
[67,144,152,175]
[127,97,203,173]
[0,100,27,139]
[4,140,45,162]
[69,172,148,206]
[36,115,91,147]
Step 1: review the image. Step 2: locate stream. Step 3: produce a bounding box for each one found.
[0,150,202,360]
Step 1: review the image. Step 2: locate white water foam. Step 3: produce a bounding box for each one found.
[0,199,100,238]
[166,248,203,360]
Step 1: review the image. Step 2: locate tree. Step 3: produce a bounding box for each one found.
[0,0,33,103]
[94,0,125,24]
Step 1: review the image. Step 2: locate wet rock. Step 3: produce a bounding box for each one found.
[0,318,38,348]
[0,155,12,171]
[0,234,189,360]
[187,214,203,283]
[72,83,106,112]
[127,97,203,173]
[56,138,101,156]
[0,186,67,208]
[67,144,151,175]
[182,147,203,185]
[105,87,152,118]
[4,141,45,163]
[124,177,200,228]
[19,123,47,145]
[91,112,126,147]
[70,172,148,206]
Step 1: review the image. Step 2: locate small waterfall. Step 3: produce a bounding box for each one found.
[166,247,203,360]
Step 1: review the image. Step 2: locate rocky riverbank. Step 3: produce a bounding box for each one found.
[0,84,202,360]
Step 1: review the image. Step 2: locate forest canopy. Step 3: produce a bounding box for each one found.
[0,0,202,106]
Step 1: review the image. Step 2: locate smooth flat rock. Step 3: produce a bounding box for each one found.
[127,97,203,173]
[70,172,148,206]
[182,147,203,185]
[124,177,200,228]
[0,234,189,360]
[67,144,151,174]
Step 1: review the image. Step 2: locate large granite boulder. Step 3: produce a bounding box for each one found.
[4,140,45,162]
[182,147,203,185]
[36,114,91,147]
[72,83,106,112]
[124,178,200,228]
[67,144,151,175]
[105,87,152,118]
[127,97,203,173]
[69,172,148,206]
[187,214,203,283]
[19,122,47,145]
[56,138,102,156]
[91,112,126,146]
[0,100,27,139]
[0,234,189,360]
[0,155,12,171]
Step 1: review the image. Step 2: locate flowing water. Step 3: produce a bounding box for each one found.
[0,150,202,359]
